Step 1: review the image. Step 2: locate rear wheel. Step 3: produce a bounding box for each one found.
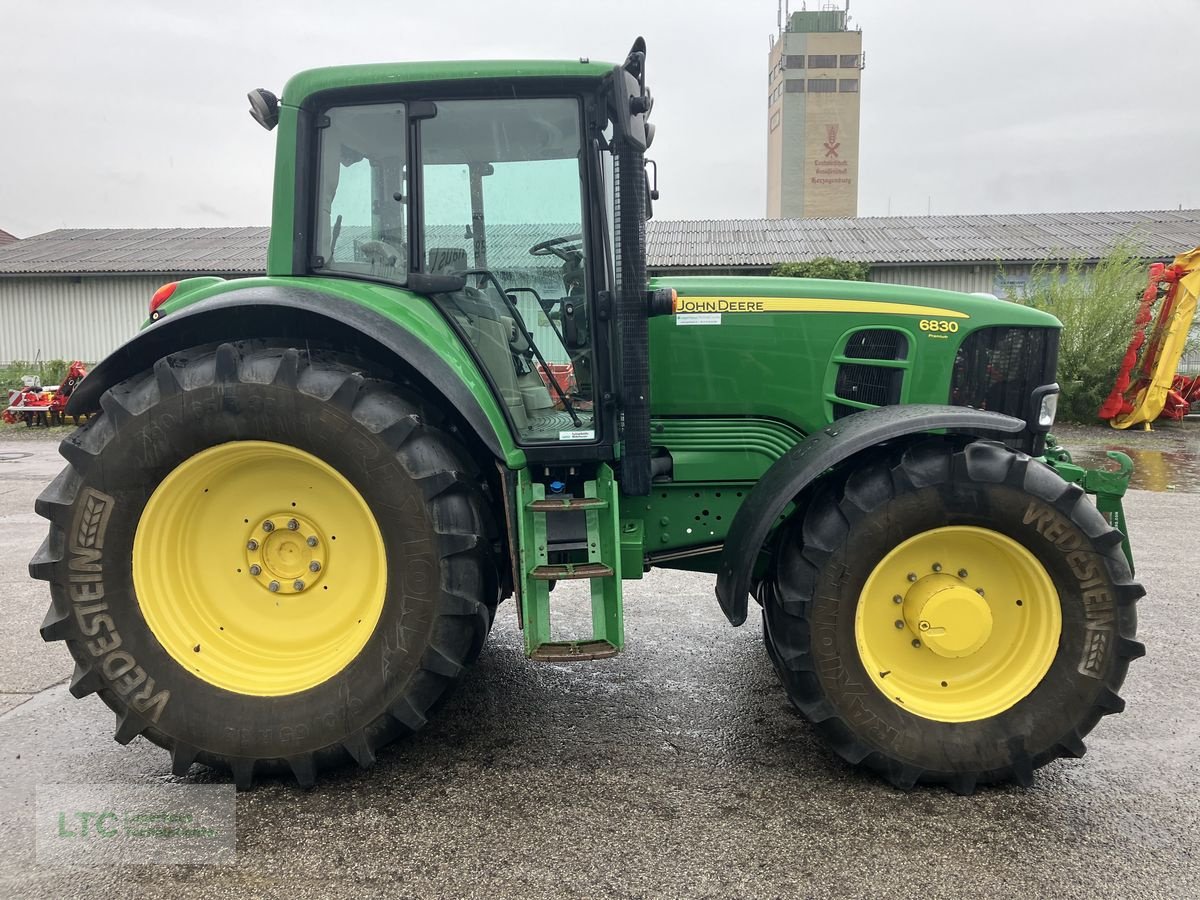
[762,439,1144,793]
[31,342,496,788]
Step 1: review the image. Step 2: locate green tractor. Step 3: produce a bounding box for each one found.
[32,40,1143,793]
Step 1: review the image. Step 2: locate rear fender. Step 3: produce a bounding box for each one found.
[714,404,1026,626]
[67,284,520,465]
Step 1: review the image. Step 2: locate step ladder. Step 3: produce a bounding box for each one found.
[517,464,623,661]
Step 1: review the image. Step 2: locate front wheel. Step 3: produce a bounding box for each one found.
[762,439,1144,793]
[31,342,496,788]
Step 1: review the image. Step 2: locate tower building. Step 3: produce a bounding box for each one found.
[767,3,862,218]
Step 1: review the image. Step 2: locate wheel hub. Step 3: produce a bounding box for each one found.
[247,515,325,594]
[853,526,1062,723]
[903,574,993,658]
[133,440,387,697]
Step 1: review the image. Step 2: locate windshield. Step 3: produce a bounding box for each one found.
[419,98,596,444]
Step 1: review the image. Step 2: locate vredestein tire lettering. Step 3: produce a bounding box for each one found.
[63,487,172,721]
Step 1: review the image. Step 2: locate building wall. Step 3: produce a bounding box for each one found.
[0,275,165,362]
[0,272,572,366]
[869,263,1038,297]
[652,263,1039,296]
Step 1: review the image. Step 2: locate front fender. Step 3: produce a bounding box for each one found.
[714,404,1026,626]
[67,283,521,466]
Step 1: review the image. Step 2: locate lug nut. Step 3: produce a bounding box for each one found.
[309,561,321,573]
[249,564,262,576]
[262,520,275,533]
[247,539,259,551]
[976,588,985,596]
[268,580,280,592]
[306,535,318,547]
[293,580,305,591]
[894,619,904,629]
[932,562,942,573]
[892,594,903,605]
[911,639,922,648]
[907,572,918,583]
[287,518,299,531]
[958,569,968,578]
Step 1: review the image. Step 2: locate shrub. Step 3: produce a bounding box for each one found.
[770,257,871,281]
[0,358,74,389]
[1011,245,1148,423]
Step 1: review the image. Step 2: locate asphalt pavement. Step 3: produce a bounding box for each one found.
[1,432,1197,899]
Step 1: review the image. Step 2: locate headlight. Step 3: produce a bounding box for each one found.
[1038,391,1059,427]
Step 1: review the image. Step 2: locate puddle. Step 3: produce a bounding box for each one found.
[1067,447,1200,493]
[0,452,33,464]
[1054,422,1200,493]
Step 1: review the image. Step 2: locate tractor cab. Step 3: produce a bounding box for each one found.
[314,98,597,443]
[262,42,660,469]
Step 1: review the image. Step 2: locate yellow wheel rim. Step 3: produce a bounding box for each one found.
[854,526,1061,723]
[133,441,387,697]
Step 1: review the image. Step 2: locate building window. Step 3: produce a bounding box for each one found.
[840,54,860,68]
[808,54,837,68]
[770,110,781,132]
[785,54,805,69]
[839,79,859,92]
[786,79,805,93]
[807,78,837,93]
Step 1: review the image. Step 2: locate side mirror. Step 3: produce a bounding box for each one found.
[610,37,653,151]
[247,88,279,131]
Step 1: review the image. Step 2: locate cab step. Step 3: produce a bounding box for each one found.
[516,464,623,662]
[531,563,614,580]
[529,639,619,662]
[527,496,609,512]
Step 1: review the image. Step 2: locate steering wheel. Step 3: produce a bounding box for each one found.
[529,233,583,263]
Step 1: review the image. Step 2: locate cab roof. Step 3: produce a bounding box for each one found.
[282,59,615,106]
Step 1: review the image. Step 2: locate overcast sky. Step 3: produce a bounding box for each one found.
[2,0,1197,237]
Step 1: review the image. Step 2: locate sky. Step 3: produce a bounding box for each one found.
[2,0,1198,237]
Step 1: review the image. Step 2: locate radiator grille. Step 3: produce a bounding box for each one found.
[950,326,1057,419]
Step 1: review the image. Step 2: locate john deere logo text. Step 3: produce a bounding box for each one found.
[677,298,765,314]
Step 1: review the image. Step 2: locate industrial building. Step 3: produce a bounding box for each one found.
[767,4,862,218]
[0,209,1198,363]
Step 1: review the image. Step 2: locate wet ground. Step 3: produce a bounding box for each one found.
[1,433,1198,898]
[1054,419,1200,493]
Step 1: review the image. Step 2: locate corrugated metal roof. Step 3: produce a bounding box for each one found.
[647,210,1200,268]
[0,228,18,246]
[0,227,268,275]
[2,210,1197,275]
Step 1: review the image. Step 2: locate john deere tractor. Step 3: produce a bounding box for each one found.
[32,40,1143,793]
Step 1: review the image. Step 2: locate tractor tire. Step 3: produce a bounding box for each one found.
[762,438,1144,794]
[31,342,496,789]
